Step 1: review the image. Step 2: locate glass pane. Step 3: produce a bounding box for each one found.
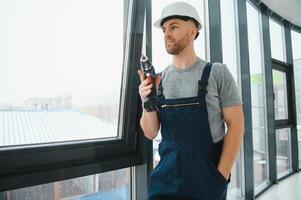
[221,0,243,199]
[291,30,301,168]
[246,1,269,190]
[152,0,206,168]
[273,69,288,120]
[221,0,239,82]
[0,168,131,200]
[269,18,286,62]
[0,0,125,148]
[227,149,244,200]
[276,128,291,177]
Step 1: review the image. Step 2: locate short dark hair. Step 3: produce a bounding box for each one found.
[160,15,200,39]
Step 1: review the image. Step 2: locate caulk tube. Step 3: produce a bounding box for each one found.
[140,54,161,112]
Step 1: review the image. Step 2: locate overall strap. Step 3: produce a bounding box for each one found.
[198,62,213,96]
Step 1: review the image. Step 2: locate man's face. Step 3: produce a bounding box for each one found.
[162,19,196,55]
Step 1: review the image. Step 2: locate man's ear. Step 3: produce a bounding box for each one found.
[191,27,197,40]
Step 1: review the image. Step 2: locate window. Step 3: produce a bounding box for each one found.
[272,55,293,180]
[221,0,244,199]
[0,168,131,200]
[273,69,288,120]
[269,18,286,62]
[0,0,125,148]
[221,0,239,83]
[246,1,269,192]
[0,0,144,193]
[291,29,301,168]
[275,129,292,178]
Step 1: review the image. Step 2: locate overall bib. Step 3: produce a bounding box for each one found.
[148,63,230,200]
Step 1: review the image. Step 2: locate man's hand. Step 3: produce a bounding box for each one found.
[217,166,230,180]
[137,70,162,140]
[137,70,161,103]
[218,104,244,181]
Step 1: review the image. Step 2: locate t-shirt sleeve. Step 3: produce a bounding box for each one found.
[216,63,242,108]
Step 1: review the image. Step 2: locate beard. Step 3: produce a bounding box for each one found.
[165,32,190,55]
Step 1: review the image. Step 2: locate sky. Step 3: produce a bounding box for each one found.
[0,0,123,106]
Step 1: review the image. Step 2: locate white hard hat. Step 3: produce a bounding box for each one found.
[154,2,202,30]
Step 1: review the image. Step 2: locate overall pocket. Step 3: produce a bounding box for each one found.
[205,156,230,184]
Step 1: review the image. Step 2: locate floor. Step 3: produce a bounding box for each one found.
[257,172,301,200]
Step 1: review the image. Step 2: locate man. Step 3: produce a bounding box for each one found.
[138,2,244,200]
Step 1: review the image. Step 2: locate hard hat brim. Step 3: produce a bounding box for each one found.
[153,18,162,29]
[153,16,201,30]
[153,2,202,31]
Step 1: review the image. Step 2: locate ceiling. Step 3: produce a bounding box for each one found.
[262,0,301,27]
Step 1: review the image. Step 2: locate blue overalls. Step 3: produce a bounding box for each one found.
[148,63,230,200]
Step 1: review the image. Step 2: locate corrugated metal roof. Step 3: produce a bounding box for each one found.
[0,109,117,147]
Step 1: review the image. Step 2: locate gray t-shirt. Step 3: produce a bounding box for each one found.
[159,57,242,142]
